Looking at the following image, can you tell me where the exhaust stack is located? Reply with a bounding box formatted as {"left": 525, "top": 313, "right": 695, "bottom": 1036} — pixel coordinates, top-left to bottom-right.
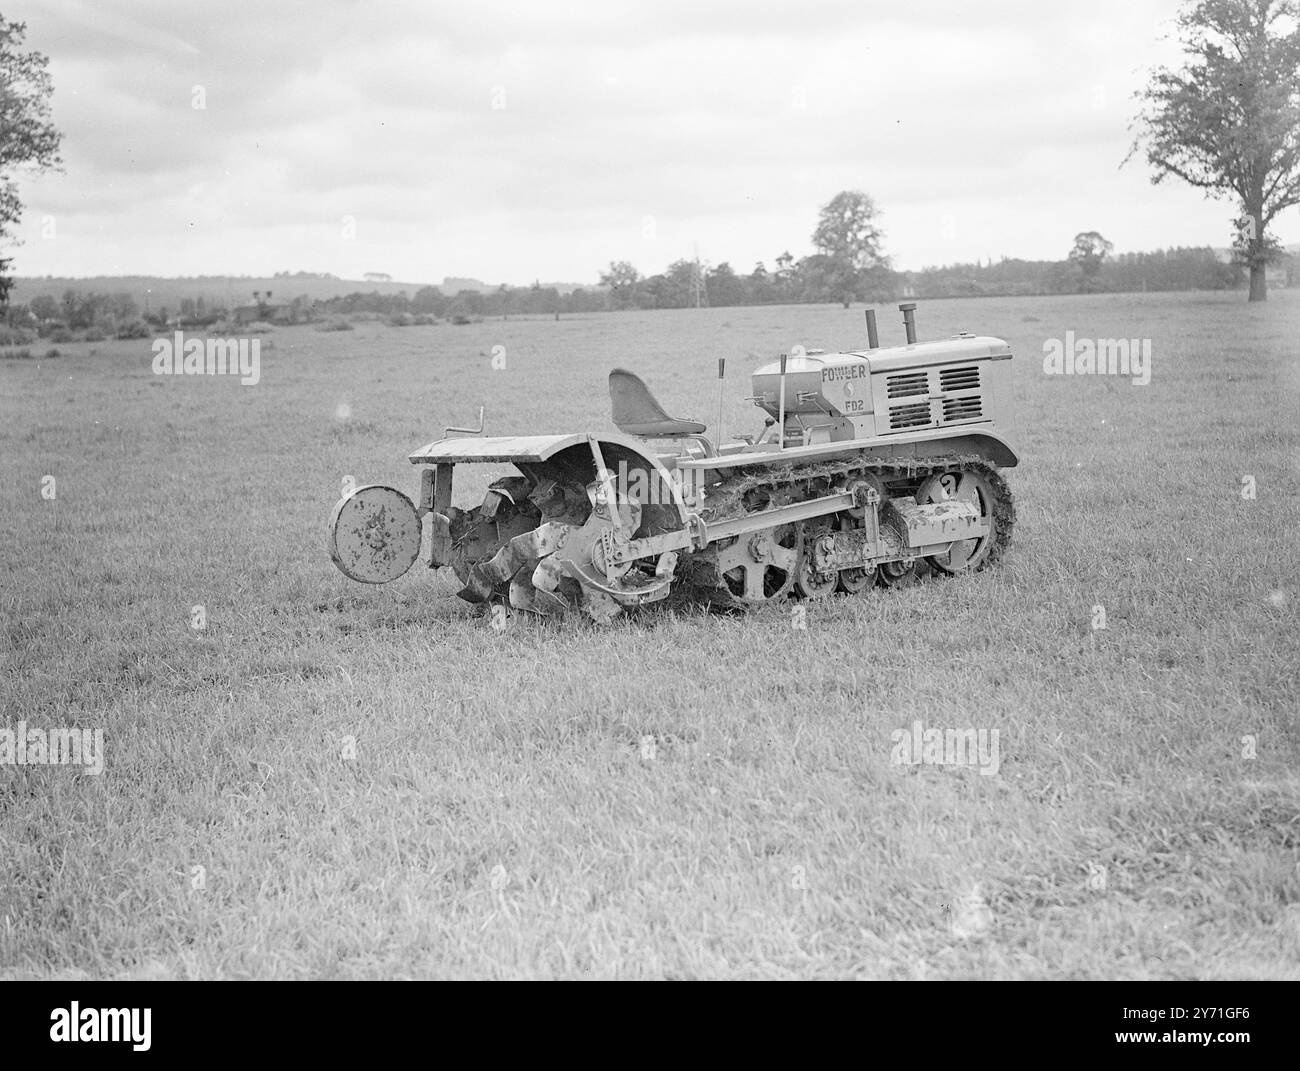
{"left": 899, "top": 302, "right": 917, "bottom": 345}
{"left": 864, "top": 309, "right": 879, "bottom": 349}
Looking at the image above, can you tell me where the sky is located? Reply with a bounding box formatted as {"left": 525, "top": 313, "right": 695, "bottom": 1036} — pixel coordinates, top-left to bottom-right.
{"left": 6, "top": 0, "right": 1299, "bottom": 285}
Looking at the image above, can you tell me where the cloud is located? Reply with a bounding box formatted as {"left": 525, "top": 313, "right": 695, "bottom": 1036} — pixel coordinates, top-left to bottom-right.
{"left": 5, "top": 0, "right": 1292, "bottom": 283}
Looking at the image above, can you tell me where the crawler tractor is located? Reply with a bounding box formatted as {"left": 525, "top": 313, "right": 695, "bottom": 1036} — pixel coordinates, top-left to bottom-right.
{"left": 328, "top": 304, "right": 1018, "bottom": 621}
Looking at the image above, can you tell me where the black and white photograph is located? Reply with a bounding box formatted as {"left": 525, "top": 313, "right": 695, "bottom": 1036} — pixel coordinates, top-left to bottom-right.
{"left": 1, "top": 0, "right": 1297, "bottom": 1015}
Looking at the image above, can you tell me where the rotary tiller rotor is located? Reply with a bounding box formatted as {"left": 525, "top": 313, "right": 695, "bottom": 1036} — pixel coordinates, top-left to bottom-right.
{"left": 446, "top": 441, "right": 686, "bottom": 622}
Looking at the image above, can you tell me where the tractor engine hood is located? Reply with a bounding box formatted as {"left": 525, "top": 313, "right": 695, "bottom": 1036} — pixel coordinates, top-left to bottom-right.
{"left": 750, "top": 335, "right": 1011, "bottom": 418}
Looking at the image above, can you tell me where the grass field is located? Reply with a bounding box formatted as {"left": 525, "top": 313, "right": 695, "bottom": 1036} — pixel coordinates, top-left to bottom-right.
{"left": 2, "top": 291, "right": 1298, "bottom": 979}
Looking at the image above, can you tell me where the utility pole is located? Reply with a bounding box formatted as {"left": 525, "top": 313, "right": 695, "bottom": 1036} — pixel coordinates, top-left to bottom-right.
{"left": 690, "top": 243, "right": 708, "bottom": 309}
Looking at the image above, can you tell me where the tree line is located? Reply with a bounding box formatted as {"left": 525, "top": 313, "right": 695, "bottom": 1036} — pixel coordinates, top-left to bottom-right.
{"left": 0, "top": 232, "right": 1280, "bottom": 343}
{"left": 592, "top": 243, "right": 1261, "bottom": 309}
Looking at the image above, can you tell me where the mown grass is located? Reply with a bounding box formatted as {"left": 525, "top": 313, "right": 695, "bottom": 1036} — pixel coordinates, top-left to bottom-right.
{"left": 1, "top": 292, "right": 1297, "bottom": 978}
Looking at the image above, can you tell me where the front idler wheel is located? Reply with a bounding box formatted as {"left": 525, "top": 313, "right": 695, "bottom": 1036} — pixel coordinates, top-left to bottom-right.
{"left": 915, "top": 464, "right": 1013, "bottom": 575}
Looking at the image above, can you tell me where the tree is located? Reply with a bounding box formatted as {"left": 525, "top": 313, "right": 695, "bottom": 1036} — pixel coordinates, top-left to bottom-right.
{"left": 811, "top": 190, "right": 889, "bottom": 307}
{"left": 598, "top": 260, "right": 642, "bottom": 310}
{"left": 493, "top": 282, "right": 512, "bottom": 319}
{"left": 28, "top": 292, "right": 56, "bottom": 320}
{"left": 747, "top": 261, "right": 773, "bottom": 304}
{"left": 795, "top": 257, "right": 837, "bottom": 308}
{"left": 1128, "top": 0, "right": 1300, "bottom": 301}
{"left": 0, "top": 19, "right": 63, "bottom": 305}
{"left": 705, "top": 261, "right": 744, "bottom": 307}
{"left": 773, "top": 251, "right": 797, "bottom": 302}
{"left": 640, "top": 259, "right": 698, "bottom": 308}
{"left": 411, "top": 285, "right": 446, "bottom": 316}
{"left": 1068, "top": 231, "right": 1114, "bottom": 289}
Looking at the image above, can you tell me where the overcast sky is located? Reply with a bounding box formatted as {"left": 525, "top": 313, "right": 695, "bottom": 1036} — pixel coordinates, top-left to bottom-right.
{"left": 7, "top": 0, "right": 1298, "bottom": 284}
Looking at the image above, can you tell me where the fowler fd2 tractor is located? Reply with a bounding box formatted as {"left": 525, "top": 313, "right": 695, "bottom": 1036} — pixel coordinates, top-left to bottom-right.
{"left": 328, "top": 304, "right": 1018, "bottom": 621}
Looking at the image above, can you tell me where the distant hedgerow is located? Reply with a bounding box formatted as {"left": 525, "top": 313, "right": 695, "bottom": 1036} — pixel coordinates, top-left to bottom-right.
{"left": 0, "top": 326, "right": 36, "bottom": 346}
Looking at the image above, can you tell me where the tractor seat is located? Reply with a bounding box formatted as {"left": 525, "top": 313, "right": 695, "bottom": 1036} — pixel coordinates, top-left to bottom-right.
{"left": 608, "top": 368, "right": 708, "bottom": 438}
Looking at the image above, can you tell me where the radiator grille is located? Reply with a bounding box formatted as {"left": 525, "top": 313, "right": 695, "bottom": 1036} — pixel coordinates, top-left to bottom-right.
{"left": 940, "top": 365, "right": 980, "bottom": 392}
{"left": 888, "top": 401, "right": 933, "bottom": 430}
{"left": 881, "top": 362, "right": 987, "bottom": 433}
{"left": 885, "top": 372, "right": 928, "bottom": 398}
{"left": 942, "top": 396, "right": 983, "bottom": 421}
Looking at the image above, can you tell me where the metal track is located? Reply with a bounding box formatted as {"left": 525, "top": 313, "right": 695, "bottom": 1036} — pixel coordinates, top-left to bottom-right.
{"left": 450, "top": 452, "right": 1015, "bottom": 618}
{"left": 686, "top": 453, "right": 1016, "bottom": 608}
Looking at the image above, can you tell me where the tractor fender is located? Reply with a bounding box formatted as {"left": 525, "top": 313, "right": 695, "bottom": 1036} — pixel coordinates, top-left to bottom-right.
{"left": 409, "top": 433, "right": 691, "bottom": 526}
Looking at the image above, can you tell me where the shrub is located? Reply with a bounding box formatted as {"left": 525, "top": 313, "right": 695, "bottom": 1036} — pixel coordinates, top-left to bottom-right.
{"left": 0, "top": 326, "right": 37, "bottom": 346}
{"left": 115, "top": 319, "right": 151, "bottom": 340}
{"left": 412, "top": 314, "right": 437, "bottom": 326}
{"left": 316, "top": 317, "right": 354, "bottom": 332}
{"left": 243, "top": 320, "right": 275, "bottom": 334}
{"left": 82, "top": 328, "right": 107, "bottom": 342}
{"left": 389, "top": 312, "right": 414, "bottom": 327}
{"left": 43, "top": 347, "right": 60, "bottom": 359}
{"left": 47, "top": 327, "right": 74, "bottom": 344}
{"left": 0, "top": 347, "right": 33, "bottom": 360}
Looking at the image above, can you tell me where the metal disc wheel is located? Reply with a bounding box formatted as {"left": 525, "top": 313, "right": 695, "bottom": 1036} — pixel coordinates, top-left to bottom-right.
{"left": 328, "top": 485, "right": 422, "bottom": 584}
{"left": 717, "top": 523, "right": 798, "bottom": 604}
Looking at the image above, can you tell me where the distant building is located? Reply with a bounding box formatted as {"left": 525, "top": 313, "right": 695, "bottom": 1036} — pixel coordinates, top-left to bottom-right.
{"left": 364, "top": 272, "right": 393, "bottom": 282}
{"left": 441, "top": 276, "right": 492, "bottom": 294}
{"left": 233, "top": 303, "right": 292, "bottom": 324}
